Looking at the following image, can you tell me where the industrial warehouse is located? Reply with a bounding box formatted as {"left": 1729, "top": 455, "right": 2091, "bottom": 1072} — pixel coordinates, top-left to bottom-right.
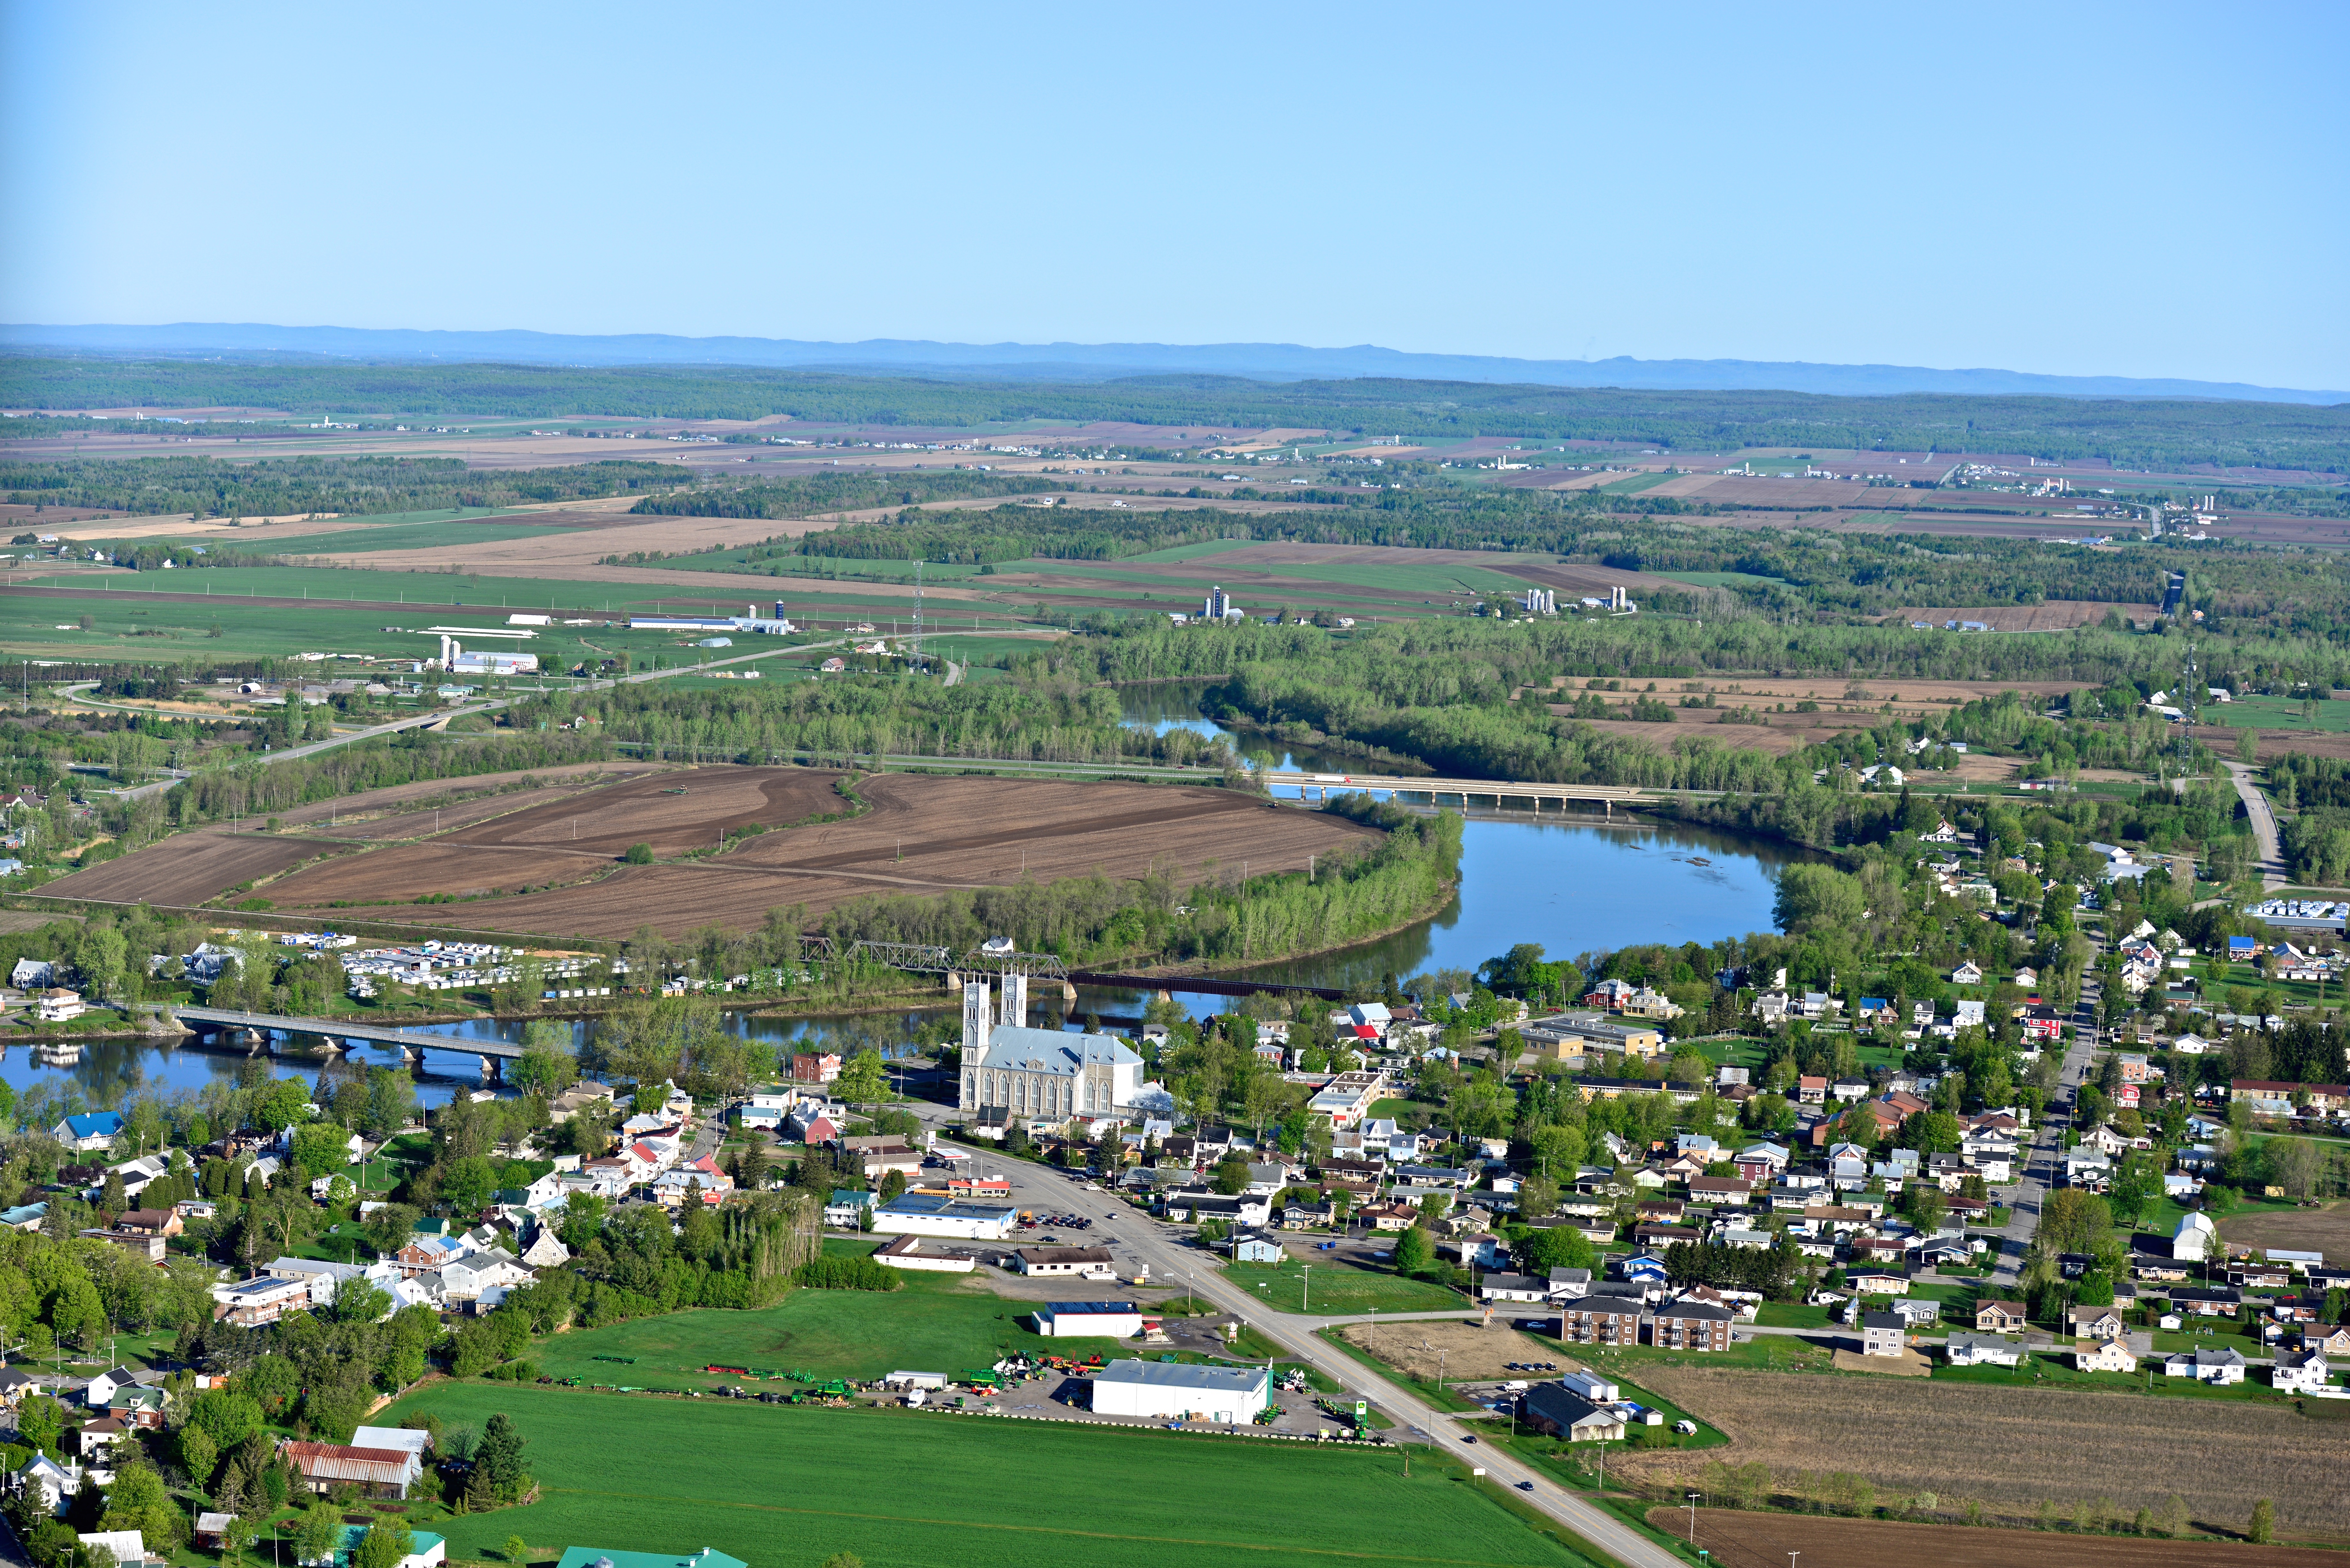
{"left": 1088, "top": 1360, "right": 1270, "bottom": 1424}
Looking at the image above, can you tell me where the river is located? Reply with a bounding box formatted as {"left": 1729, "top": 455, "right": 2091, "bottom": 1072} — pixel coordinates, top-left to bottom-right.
{"left": 0, "top": 692, "right": 1795, "bottom": 1107}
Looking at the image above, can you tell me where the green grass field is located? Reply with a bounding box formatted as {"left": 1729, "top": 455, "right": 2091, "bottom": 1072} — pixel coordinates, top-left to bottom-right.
{"left": 1597, "top": 472, "right": 1674, "bottom": 495}
{"left": 385, "top": 1382, "right": 1601, "bottom": 1568}
{"left": 2204, "top": 695, "right": 2350, "bottom": 732}
{"left": 1221, "top": 1259, "right": 1463, "bottom": 1315}
{"left": 530, "top": 1267, "right": 1138, "bottom": 1388}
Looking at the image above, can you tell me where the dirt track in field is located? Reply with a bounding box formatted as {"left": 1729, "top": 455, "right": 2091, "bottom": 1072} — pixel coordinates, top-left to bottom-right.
{"left": 260, "top": 769, "right": 1383, "bottom": 939}
{"left": 1648, "top": 1509, "right": 2346, "bottom": 1568}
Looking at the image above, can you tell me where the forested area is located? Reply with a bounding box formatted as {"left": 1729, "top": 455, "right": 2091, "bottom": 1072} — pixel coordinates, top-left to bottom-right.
{"left": 0, "top": 454, "right": 684, "bottom": 517}
{"left": 9, "top": 358, "right": 2348, "bottom": 471}
{"left": 626, "top": 469, "right": 1064, "bottom": 520}
{"left": 818, "top": 795, "right": 1459, "bottom": 968}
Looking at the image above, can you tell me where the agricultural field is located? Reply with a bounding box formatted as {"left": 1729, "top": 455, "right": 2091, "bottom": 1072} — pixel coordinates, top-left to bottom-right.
{"left": 126, "top": 765, "right": 1385, "bottom": 940}
{"left": 2217, "top": 1198, "right": 2350, "bottom": 1257}
{"left": 383, "top": 1382, "right": 1600, "bottom": 1568}
{"left": 37, "top": 822, "right": 354, "bottom": 907}
{"left": 38, "top": 764, "right": 672, "bottom": 909}
{"left": 1616, "top": 1366, "right": 2350, "bottom": 1537}
{"left": 2197, "top": 693, "right": 2350, "bottom": 732}
{"left": 1651, "top": 1509, "right": 2346, "bottom": 1568}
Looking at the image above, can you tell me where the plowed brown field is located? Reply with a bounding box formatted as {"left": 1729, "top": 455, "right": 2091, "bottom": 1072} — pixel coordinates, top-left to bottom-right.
{"left": 1648, "top": 1510, "right": 2343, "bottom": 1568}
{"left": 1619, "top": 1365, "right": 2350, "bottom": 1536}
{"left": 262, "top": 770, "right": 1381, "bottom": 939}
{"left": 40, "top": 826, "right": 354, "bottom": 907}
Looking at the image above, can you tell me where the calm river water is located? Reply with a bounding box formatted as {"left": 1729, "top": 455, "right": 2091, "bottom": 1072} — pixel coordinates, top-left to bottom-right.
{"left": 0, "top": 691, "right": 1795, "bottom": 1105}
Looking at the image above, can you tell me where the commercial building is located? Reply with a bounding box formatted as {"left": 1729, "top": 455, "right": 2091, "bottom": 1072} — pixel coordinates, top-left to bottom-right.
{"left": 1012, "top": 1246, "right": 1117, "bottom": 1279}
{"left": 869, "top": 1192, "right": 1017, "bottom": 1241}
{"left": 1034, "top": 1301, "right": 1144, "bottom": 1338}
{"left": 1089, "top": 1359, "right": 1268, "bottom": 1422}
{"left": 1518, "top": 1384, "right": 1626, "bottom": 1442}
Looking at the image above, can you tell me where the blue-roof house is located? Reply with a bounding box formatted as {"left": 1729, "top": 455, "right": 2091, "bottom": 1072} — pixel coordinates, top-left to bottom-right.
{"left": 50, "top": 1112, "right": 123, "bottom": 1152}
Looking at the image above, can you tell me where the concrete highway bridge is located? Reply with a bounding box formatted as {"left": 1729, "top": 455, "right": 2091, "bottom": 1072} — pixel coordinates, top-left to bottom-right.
{"left": 170, "top": 1006, "right": 520, "bottom": 1072}
{"left": 1257, "top": 770, "right": 1650, "bottom": 811}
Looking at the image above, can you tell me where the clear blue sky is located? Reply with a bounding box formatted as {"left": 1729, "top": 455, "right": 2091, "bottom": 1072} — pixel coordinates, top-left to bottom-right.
{"left": 4, "top": 1, "right": 2344, "bottom": 388}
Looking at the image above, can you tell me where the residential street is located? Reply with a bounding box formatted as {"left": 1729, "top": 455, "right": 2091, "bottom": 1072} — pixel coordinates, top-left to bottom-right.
{"left": 1991, "top": 961, "right": 2100, "bottom": 1285}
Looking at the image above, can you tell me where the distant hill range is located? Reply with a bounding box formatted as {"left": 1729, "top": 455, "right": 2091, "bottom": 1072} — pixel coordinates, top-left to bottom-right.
{"left": 3, "top": 321, "right": 2341, "bottom": 405}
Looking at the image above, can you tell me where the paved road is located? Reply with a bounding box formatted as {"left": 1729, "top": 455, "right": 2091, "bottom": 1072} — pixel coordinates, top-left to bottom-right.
{"left": 2223, "top": 760, "right": 2288, "bottom": 889}
{"left": 914, "top": 1128, "right": 1687, "bottom": 1568}
{"left": 1992, "top": 965, "right": 2101, "bottom": 1286}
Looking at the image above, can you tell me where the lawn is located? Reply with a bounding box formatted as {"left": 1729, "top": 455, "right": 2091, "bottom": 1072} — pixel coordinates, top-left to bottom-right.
{"left": 1221, "top": 1258, "right": 1464, "bottom": 1315}
{"left": 383, "top": 1383, "right": 1605, "bottom": 1568}
{"left": 529, "top": 1265, "right": 1148, "bottom": 1388}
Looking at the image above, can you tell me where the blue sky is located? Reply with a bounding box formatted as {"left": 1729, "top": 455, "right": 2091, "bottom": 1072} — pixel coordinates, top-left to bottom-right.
{"left": 3, "top": 1, "right": 2344, "bottom": 387}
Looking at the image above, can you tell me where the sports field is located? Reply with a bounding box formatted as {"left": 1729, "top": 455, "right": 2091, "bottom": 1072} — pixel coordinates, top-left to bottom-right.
{"left": 386, "top": 1383, "right": 1602, "bottom": 1568}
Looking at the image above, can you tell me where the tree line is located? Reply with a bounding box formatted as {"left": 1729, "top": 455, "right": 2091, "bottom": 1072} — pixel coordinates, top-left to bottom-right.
{"left": 8, "top": 358, "right": 2347, "bottom": 472}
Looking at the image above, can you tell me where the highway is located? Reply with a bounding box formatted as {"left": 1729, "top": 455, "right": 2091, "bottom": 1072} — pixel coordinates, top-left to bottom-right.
{"left": 169, "top": 1006, "right": 524, "bottom": 1062}
{"left": 904, "top": 1114, "right": 1688, "bottom": 1568}
{"left": 2223, "top": 759, "right": 2288, "bottom": 890}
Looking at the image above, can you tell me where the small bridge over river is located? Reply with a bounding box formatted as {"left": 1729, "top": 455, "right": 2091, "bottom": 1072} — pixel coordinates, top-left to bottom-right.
{"left": 171, "top": 1007, "right": 520, "bottom": 1073}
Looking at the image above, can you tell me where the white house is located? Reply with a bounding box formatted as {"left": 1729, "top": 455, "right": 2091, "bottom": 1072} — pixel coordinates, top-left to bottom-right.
{"left": 2173, "top": 1211, "right": 2217, "bottom": 1263}
{"left": 2271, "top": 1349, "right": 2330, "bottom": 1394}
{"left": 1944, "top": 1333, "right": 2023, "bottom": 1367}
{"left": 2164, "top": 1347, "right": 2245, "bottom": 1384}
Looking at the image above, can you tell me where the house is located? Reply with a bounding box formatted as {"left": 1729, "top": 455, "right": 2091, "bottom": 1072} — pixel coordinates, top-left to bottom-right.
{"left": 1859, "top": 1312, "right": 1907, "bottom": 1356}
{"left": 2074, "top": 1338, "right": 2139, "bottom": 1374}
{"left": 14, "top": 1454, "right": 81, "bottom": 1514}
{"left": 1847, "top": 1266, "right": 1911, "bottom": 1296}
{"left": 77, "top": 1532, "right": 149, "bottom": 1568}
{"left": 279, "top": 1439, "right": 423, "bottom": 1498}
{"left": 2271, "top": 1348, "right": 2330, "bottom": 1394}
{"left": 2164, "top": 1346, "right": 2246, "bottom": 1384}
{"left": 2067, "top": 1305, "right": 2126, "bottom": 1341}
{"left": 1944, "top": 1333, "right": 2024, "bottom": 1367}
{"left": 1479, "top": 1272, "right": 1552, "bottom": 1304}
{"left": 211, "top": 1275, "right": 314, "bottom": 1327}
{"left": 824, "top": 1189, "right": 871, "bottom": 1228}
{"left": 1518, "top": 1383, "right": 1626, "bottom": 1442}
{"left": 36, "top": 988, "right": 86, "bottom": 1023}
{"left": 2169, "top": 1285, "right": 2242, "bottom": 1316}
{"left": 50, "top": 1112, "right": 123, "bottom": 1153}
{"left": 1650, "top": 1300, "right": 1733, "bottom": 1351}
{"left": 1796, "top": 1075, "right": 1828, "bottom": 1104}
{"left": 1952, "top": 961, "right": 1983, "bottom": 984}
{"left": 1229, "top": 1233, "right": 1284, "bottom": 1264}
